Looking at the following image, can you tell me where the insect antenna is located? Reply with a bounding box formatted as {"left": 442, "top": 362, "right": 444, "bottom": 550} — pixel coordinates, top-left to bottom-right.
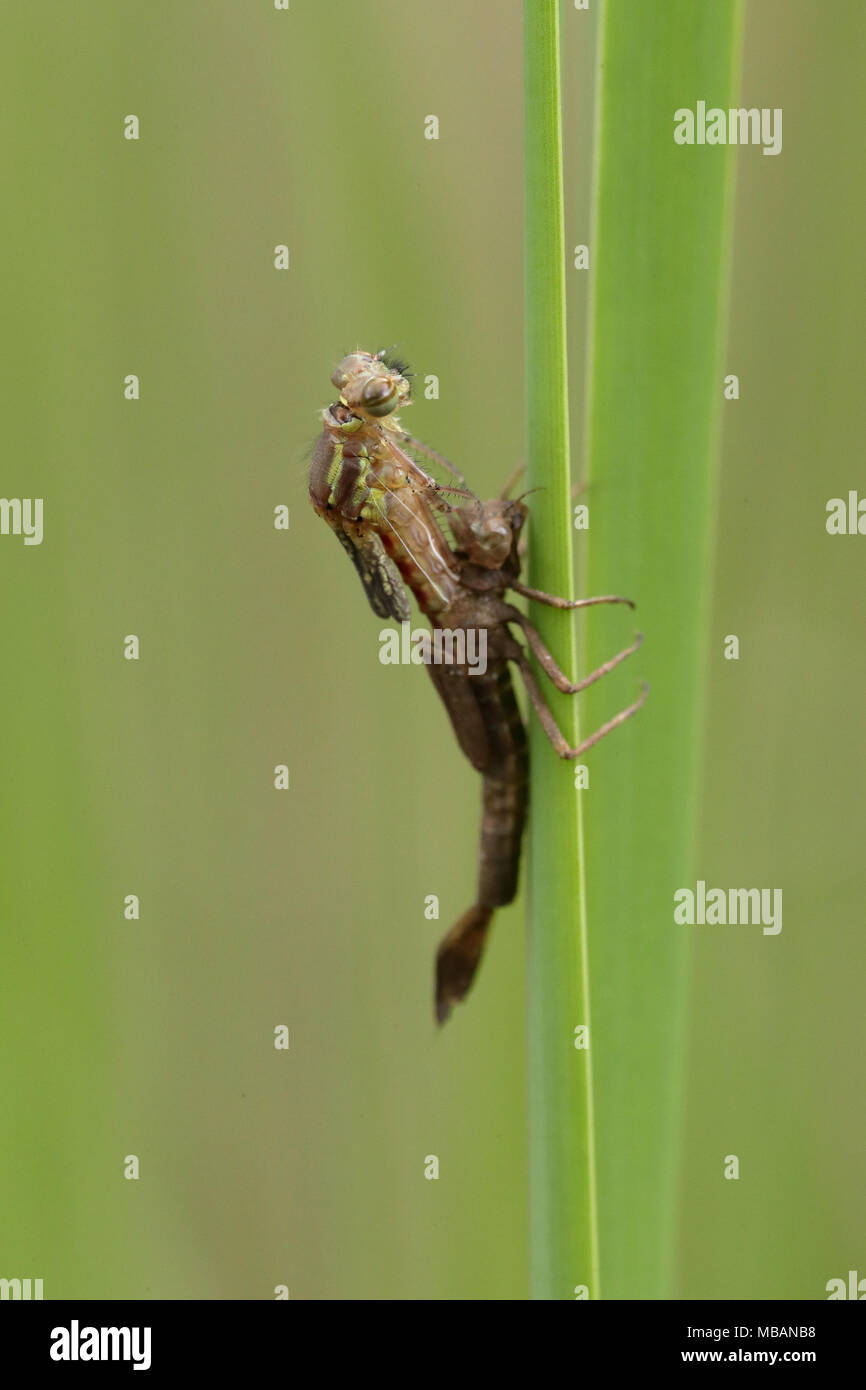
{"left": 376, "top": 346, "right": 415, "bottom": 378}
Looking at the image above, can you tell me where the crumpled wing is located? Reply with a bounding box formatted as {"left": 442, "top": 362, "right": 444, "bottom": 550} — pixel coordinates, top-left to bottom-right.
{"left": 332, "top": 522, "right": 411, "bottom": 622}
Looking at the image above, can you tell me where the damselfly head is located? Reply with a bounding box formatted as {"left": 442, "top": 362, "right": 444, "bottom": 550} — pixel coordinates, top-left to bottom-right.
{"left": 331, "top": 350, "right": 412, "bottom": 420}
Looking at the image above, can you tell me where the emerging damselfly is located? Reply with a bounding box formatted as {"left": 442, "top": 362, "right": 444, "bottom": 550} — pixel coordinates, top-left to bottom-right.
{"left": 310, "top": 351, "right": 464, "bottom": 621}
{"left": 310, "top": 350, "right": 647, "bottom": 1022}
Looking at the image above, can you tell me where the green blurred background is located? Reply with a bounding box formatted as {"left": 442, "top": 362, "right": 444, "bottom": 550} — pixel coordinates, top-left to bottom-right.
{"left": 0, "top": 0, "right": 862, "bottom": 1299}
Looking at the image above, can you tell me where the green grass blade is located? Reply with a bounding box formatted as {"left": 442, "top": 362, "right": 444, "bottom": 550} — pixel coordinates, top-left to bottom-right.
{"left": 582, "top": 0, "right": 743, "bottom": 1296}
{"left": 524, "top": 0, "right": 599, "bottom": 1301}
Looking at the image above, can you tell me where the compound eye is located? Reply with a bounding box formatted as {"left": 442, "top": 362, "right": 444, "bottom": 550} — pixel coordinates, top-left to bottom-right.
{"left": 362, "top": 379, "right": 398, "bottom": 417}
{"left": 331, "top": 352, "right": 373, "bottom": 391}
